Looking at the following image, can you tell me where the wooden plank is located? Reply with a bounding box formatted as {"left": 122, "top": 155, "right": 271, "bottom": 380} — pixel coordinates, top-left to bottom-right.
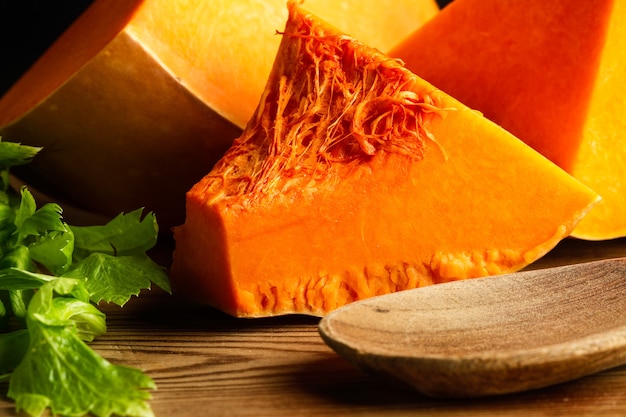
{"left": 0, "top": 237, "right": 625, "bottom": 416}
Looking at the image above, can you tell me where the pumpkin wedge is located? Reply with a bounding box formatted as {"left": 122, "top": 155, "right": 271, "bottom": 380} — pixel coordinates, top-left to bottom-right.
{"left": 170, "top": 2, "right": 599, "bottom": 317}
{"left": 389, "top": 0, "right": 624, "bottom": 240}
{"left": 0, "top": 0, "right": 438, "bottom": 230}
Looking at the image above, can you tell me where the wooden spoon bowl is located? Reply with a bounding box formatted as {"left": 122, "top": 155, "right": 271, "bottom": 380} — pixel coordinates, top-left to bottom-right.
{"left": 319, "top": 258, "right": 626, "bottom": 397}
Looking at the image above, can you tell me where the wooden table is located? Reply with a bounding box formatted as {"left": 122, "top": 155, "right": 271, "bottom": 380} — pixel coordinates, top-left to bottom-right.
{"left": 1, "top": 237, "right": 626, "bottom": 416}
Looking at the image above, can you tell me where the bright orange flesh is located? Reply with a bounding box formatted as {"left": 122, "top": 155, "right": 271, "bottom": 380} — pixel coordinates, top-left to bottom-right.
{"left": 388, "top": 0, "right": 624, "bottom": 240}
{"left": 0, "top": 0, "right": 438, "bottom": 229}
{"left": 171, "top": 3, "right": 599, "bottom": 317}
{"left": 128, "top": 0, "right": 440, "bottom": 128}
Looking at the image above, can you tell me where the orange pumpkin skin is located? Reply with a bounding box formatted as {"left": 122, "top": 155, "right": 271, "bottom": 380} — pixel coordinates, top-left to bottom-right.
{"left": 0, "top": 0, "right": 439, "bottom": 230}
{"left": 170, "top": 2, "right": 599, "bottom": 317}
{"left": 389, "top": 0, "right": 625, "bottom": 240}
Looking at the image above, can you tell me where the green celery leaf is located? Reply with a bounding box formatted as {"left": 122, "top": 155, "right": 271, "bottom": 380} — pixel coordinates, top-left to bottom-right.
{"left": 0, "top": 329, "right": 29, "bottom": 376}
{"left": 63, "top": 253, "right": 171, "bottom": 306}
{"left": 0, "top": 267, "right": 59, "bottom": 290}
{"left": 0, "top": 203, "right": 16, "bottom": 247}
{"left": 8, "top": 189, "right": 74, "bottom": 274}
{"left": 0, "top": 140, "right": 41, "bottom": 170}
{"left": 0, "top": 245, "right": 34, "bottom": 271}
{"left": 0, "top": 179, "right": 21, "bottom": 208}
{"left": 0, "top": 201, "right": 13, "bottom": 222}
{"left": 0, "top": 298, "right": 6, "bottom": 330}
{"left": 16, "top": 192, "right": 67, "bottom": 245}
{"left": 13, "top": 187, "right": 37, "bottom": 234}
{"left": 8, "top": 290, "right": 32, "bottom": 321}
{"left": 0, "top": 141, "right": 167, "bottom": 417}
{"left": 8, "top": 279, "right": 155, "bottom": 417}
{"left": 33, "top": 296, "right": 106, "bottom": 342}
{"left": 25, "top": 279, "right": 84, "bottom": 317}
{"left": 0, "top": 139, "right": 39, "bottom": 195}
{"left": 28, "top": 228, "right": 74, "bottom": 275}
{"left": 72, "top": 209, "right": 159, "bottom": 261}
{"left": 22, "top": 202, "right": 66, "bottom": 237}
{"left": 9, "top": 318, "right": 155, "bottom": 417}
{"left": 0, "top": 174, "right": 7, "bottom": 196}
{"left": 9, "top": 393, "right": 49, "bottom": 417}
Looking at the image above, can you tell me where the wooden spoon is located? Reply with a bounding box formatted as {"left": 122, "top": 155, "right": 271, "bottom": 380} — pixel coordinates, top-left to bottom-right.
{"left": 318, "top": 257, "right": 626, "bottom": 397}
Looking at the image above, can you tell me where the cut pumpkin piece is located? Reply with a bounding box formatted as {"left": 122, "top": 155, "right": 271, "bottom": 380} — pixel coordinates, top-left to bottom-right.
{"left": 388, "top": 0, "right": 624, "bottom": 240}
{"left": 0, "top": 0, "right": 438, "bottom": 230}
{"left": 170, "top": 2, "right": 600, "bottom": 317}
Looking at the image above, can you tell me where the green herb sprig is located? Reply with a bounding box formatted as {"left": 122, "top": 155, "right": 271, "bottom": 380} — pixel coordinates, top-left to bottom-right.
{"left": 0, "top": 139, "right": 170, "bottom": 417}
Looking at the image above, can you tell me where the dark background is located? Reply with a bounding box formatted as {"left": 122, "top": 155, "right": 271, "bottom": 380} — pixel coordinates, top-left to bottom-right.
{"left": 0, "top": 0, "right": 453, "bottom": 97}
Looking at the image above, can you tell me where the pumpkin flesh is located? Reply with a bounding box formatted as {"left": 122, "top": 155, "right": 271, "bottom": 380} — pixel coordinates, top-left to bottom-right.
{"left": 171, "top": 3, "right": 600, "bottom": 317}
{"left": 388, "top": 0, "right": 624, "bottom": 240}
{"left": 0, "top": 0, "right": 438, "bottom": 229}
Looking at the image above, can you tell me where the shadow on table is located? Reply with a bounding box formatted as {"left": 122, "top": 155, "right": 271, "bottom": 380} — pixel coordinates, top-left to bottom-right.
{"left": 289, "top": 354, "right": 626, "bottom": 415}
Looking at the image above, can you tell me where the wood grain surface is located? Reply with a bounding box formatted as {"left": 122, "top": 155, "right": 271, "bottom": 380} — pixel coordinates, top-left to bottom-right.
{"left": 1, "top": 236, "right": 625, "bottom": 416}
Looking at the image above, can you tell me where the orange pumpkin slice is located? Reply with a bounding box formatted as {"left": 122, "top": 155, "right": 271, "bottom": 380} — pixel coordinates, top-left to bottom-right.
{"left": 389, "top": 0, "right": 624, "bottom": 240}
{"left": 170, "top": 2, "right": 599, "bottom": 317}
{"left": 0, "top": 0, "right": 438, "bottom": 229}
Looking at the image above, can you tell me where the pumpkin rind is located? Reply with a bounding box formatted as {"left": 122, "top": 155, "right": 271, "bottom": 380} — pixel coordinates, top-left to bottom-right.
{"left": 171, "top": 3, "right": 600, "bottom": 317}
